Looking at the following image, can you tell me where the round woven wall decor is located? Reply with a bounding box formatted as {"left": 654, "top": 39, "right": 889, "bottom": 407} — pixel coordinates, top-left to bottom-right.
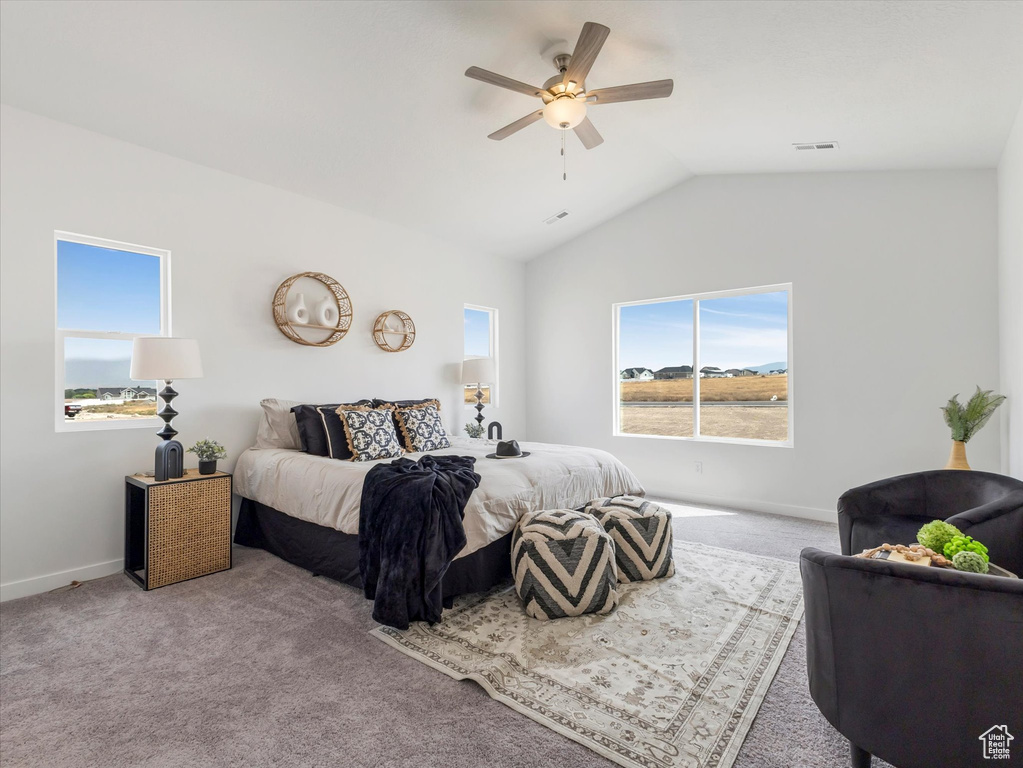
{"left": 272, "top": 272, "right": 352, "bottom": 347}
{"left": 373, "top": 310, "right": 416, "bottom": 352}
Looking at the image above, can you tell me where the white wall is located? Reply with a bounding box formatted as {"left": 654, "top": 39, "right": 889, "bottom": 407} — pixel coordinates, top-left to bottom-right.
{"left": 0, "top": 106, "right": 526, "bottom": 599}
{"left": 526, "top": 171, "right": 1001, "bottom": 521}
{"left": 998, "top": 99, "right": 1023, "bottom": 479}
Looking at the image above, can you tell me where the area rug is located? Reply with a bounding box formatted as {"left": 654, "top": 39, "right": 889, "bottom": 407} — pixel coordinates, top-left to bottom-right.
{"left": 371, "top": 540, "right": 804, "bottom": 768}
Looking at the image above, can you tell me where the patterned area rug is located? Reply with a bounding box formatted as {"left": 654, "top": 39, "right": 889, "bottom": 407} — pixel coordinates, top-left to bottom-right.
{"left": 371, "top": 541, "right": 804, "bottom": 768}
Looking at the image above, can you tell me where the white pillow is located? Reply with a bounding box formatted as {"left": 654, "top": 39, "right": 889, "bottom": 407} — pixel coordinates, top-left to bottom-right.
{"left": 254, "top": 398, "right": 302, "bottom": 450}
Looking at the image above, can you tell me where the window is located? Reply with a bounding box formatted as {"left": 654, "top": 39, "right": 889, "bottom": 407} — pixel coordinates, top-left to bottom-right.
{"left": 614, "top": 284, "right": 791, "bottom": 445}
{"left": 55, "top": 232, "right": 169, "bottom": 431}
{"left": 464, "top": 304, "right": 498, "bottom": 407}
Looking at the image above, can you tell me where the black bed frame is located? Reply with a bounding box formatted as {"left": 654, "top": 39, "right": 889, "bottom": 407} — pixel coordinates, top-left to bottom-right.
{"left": 234, "top": 498, "right": 513, "bottom": 599}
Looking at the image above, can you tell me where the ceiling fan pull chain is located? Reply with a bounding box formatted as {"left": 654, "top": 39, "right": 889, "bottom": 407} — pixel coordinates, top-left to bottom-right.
{"left": 562, "top": 130, "right": 567, "bottom": 181}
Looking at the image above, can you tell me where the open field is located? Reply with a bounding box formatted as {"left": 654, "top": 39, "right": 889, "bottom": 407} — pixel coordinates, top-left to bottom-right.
{"left": 67, "top": 400, "right": 157, "bottom": 421}
{"left": 620, "top": 405, "right": 788, "bottom": 441}
{"left": 621, "top": 375, "right": 787, "bottom": 403}
{"left": 463, "top": 386, "right": 491, "bottom": 405}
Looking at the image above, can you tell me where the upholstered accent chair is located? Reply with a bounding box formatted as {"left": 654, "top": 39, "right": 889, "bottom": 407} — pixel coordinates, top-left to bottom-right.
{"left": 838, "top": 470, "right": 1023, "bottom": 574}
{"left": 800, "top": 548, "right": 1023, "bottom": 768}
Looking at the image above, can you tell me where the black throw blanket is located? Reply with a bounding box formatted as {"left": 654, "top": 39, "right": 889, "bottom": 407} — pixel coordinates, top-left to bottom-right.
{"left": 358, "top": 455, "right": 481, "bottom": 629}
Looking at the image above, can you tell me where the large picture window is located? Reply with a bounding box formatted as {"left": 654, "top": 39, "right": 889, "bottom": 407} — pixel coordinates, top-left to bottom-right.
{"left": 614, "top": 284, "right": 791, "bottom": 445}
{"left": 55, "top": 232, "right": 169, "bottom": 431}
{"left": 464, "top": 304, "right": 497, "bottom": 406}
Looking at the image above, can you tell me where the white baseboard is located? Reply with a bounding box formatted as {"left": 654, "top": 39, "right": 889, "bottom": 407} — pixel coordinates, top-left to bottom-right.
{"left": 0, "top": 558, "right": 123, "bottom": 602}
{"left": 645, "top": 488, "right": 836, "bottom": 524}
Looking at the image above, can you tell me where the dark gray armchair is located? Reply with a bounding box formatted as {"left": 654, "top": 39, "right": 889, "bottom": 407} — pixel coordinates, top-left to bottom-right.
{"left": 838, "top": 470, "right": 1023, "bottom": 574}
{"left": 800, "top": 548, "right": 1023, "bottom": 768}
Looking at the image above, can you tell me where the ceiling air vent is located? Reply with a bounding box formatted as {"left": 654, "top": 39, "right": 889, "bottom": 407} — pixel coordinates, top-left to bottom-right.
{"left": 543, "top": 210, "right": 570, "bottom": 225}
{"left": 793, "top": 141, "right": 840, "bottom": 151}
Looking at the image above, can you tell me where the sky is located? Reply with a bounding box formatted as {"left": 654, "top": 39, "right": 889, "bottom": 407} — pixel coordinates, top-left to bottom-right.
{"left": 59, "top": 240, "right": 161, "bottom": 389}
{"left": 464, "top": 307, "right": 491, "bottom": 357}
{"left": 619, "top": 291, "right": 788, "bottom": 372}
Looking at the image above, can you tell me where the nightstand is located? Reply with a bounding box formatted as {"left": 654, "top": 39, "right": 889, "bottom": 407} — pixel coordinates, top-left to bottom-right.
{"left": 124, "top": 470, "right": 232, "bottom": 590}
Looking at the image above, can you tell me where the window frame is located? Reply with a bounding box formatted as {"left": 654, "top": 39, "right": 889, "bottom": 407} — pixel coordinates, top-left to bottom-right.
{"left": 612, "top": 282, "right": 793, "bottom": 447}
{"left": 54, "top": 231, "right": 171, "bottom": 433}
{"left": 463, "top": 303, "right": 499, "bottom": 409}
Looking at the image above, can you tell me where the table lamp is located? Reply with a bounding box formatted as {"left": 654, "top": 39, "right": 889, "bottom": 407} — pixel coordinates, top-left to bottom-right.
{"left": 131, "top": 337, "right": 204, "bottom": 480}
{"left": 461, "top": 357, "right": 496, "bottom": 426}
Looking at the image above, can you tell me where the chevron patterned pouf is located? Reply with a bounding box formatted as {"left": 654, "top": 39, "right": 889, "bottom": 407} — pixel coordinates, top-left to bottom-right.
{"left": 511, "top": 509, "right": 619, "bottom": 620}
{"left": 584, "top": 496, "right": 675, "bottom": 583}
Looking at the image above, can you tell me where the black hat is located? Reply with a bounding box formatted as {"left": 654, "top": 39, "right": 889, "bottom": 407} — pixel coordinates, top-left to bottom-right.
{"left": 486, "top": 439, "right": 530, "bottom": 460}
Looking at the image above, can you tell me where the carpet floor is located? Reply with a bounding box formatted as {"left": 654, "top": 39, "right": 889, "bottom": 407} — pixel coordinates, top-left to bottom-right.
{"left": 0, "top": 502, "right": 891, "bottom": 768}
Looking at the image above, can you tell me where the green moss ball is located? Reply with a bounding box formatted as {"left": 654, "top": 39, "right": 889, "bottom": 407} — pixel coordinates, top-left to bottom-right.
{"left": 943, "top": 534, "right": 990, "bottom": 562}
{"left": 952, "top": 551, "right": 989, "bottom": 574}
{"left": 917, "top": 520, "right": 962, "bottom": 554}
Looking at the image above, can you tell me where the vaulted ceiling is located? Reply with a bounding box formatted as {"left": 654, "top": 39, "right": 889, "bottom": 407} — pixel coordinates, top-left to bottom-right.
{"left": 2, "top": 0, "right": 1021, "bottom": 260}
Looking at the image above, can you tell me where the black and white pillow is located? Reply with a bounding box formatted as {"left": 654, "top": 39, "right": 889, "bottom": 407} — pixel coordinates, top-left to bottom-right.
{"left": 395, "top": 402, "right": 450, "bottom": 452}
{"left": 337, "top": 407, "right": 405, "bottom": 462}
{"left": 373, "top": 397, "right": 439, "bottom": 440}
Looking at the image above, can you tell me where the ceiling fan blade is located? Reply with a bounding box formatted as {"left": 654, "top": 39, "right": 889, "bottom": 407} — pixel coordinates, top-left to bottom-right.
{"left": 488, "top": 110, "right": 545, "bottom": 141}
{"left": 465, "top": 66, "right": 547, "bottom": 99}
{"left": 563, "top": 22, "right": 610, "bottom": 88}
{"left": 588, "top": 79, "right": 674, "bottom": 104}
{"left": 573, "top": 117, "right": 604, "bottom": 150}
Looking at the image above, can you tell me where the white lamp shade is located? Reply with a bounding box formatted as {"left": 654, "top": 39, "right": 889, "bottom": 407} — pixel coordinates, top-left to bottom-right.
{"left": 130, "top": 337, "right": 204, "bottom": 380}
{"left": 461, "top": 357, "right": 496, "bottom": 385}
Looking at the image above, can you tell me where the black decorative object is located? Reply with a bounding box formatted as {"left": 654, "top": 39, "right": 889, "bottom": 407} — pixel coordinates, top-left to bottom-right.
{"left": 155, "top": 436, "right": 184, "bottom": 481}
{"left": 198, "top": 459, "right": 217, "bottom": 475}
{"left": 488, "top": 421, "right": 503, "bottom": 440}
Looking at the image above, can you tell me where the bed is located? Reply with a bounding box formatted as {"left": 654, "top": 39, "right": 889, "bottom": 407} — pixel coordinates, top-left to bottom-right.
{"left": 233, "top": 435, "right": 644, "bottom": 598}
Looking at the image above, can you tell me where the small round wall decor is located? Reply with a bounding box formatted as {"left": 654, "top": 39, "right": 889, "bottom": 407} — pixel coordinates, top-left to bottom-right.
{"left": 373, "top": 310, "right": 416, "bottom": 352}
{"left": 272, "top": 272, "right": 352, "bottom": 347}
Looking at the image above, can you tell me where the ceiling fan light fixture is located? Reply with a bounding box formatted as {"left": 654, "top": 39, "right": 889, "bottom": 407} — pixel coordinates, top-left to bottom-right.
{"left": 543, "top": 95, "right": 586, "bottom": 129}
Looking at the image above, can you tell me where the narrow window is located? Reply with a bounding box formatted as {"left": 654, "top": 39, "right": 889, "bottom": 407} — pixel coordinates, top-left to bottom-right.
{"left": 615, "top": 284, "right": 791, "bottom": 445}
{"left": 55, "top": 232, "right": 169, "bottom": 432}
{"left": 464, "top": 304, "right": 498, "bottom": 407}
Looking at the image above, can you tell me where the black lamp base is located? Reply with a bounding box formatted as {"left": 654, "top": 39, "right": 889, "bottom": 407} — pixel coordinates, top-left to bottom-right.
{"left": 154, "top": 379, "right": 184, "bottom": 481}
{"left": 474, "top": 385, "right": 485, "bottom": 425}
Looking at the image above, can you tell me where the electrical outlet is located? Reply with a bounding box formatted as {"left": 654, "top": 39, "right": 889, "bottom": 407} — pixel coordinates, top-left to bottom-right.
{"left": 694, "top": 461, "right": 703, "bottom": 474}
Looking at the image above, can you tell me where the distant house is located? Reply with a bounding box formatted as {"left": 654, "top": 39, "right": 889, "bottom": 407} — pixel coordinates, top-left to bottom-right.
{"left": 725, "top": 368, "right": 759, "bottom": 377}
{"left": 620, "top": 368, "right": 654, "bottom": 382}
{"left": 654, "top": 365, "right": 693, "bottom": 380}
{"left": 700, "top": 366, "right": 726, "bottom": 378}
{"left": 768, "top": 368, "right": 788, "bottom": 375}
{"left": 97, "top": 387, "right": 158, "bottom": 401}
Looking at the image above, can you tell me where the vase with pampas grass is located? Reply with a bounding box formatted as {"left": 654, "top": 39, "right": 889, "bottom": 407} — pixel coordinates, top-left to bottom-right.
{"left": 940, "top": 386, "right": 1005, "bottom": 470}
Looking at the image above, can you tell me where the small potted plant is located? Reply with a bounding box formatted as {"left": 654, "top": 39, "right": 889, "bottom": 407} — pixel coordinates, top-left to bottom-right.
{"left": 464, "top": 422, "right": 484, "bottom": 439}
{"left": 188, "top": 438, "right": 227, "bottom": 475}
{"left": 940, "top": 386, "right": 1005, "bottom": 470}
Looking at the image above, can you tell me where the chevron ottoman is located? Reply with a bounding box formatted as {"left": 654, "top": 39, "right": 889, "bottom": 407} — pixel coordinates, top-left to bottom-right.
{"left": 584, "top": 496, "right": 675, "bottom": 583}
{"left": 511, "top": 509, "right": 619, "bottom": 620}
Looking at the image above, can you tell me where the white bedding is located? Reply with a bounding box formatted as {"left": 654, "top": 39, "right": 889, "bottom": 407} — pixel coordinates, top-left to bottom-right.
{"left": 233, "top": 437, "right": 644, "bottom": 558}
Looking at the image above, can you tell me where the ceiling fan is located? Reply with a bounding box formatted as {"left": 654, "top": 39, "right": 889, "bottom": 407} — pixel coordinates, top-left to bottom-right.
{"left": 465, "top": 21, "right": 673, "bottom": 150}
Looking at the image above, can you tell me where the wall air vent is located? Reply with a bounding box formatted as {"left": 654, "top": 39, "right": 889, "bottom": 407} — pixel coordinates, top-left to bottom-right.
{"left": 793, "top": 141, "right": 840, "bottom": 151}
{"left": 543, "top": 210, "right": 570, "bottom": 225}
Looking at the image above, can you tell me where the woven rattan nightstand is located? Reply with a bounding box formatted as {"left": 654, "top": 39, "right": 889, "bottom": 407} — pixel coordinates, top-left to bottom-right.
{"left": 124, "top": 470, "right": 232, "bottom": 590}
